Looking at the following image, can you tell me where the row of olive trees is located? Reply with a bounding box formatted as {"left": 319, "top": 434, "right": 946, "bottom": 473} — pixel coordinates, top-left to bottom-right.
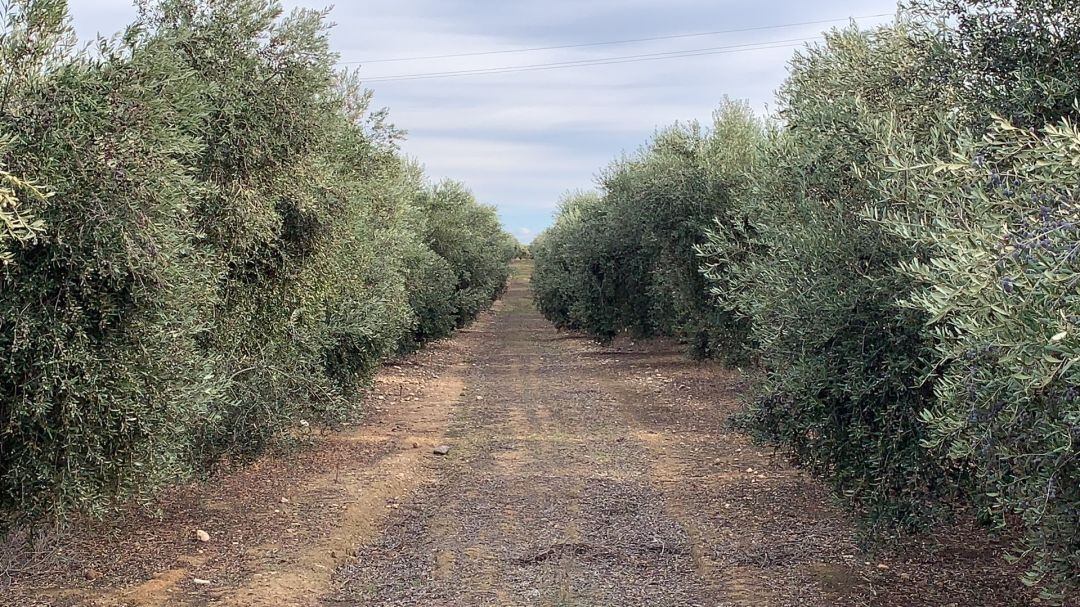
{"left": 532, "top": 101, "right": 759, "bottom": 360}
{"left": 532, "top": 0, "right": 1077, "bottom": 599}
{"left": 0, "top": 0, "right": 516, "bottom": 526}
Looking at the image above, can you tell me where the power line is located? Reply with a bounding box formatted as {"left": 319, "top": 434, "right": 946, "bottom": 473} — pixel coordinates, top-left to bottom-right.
{"left": 343, "top": 13, "right": 891, "bottom": 65}
{"left": 360, "top": 37, "right": 822, "bottom": 83}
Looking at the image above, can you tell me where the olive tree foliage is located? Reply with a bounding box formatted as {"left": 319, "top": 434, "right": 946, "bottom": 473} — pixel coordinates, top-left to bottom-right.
{"left": 700, "top": 14, "right": 1078, "bottom": 596}
{"left": 531, "top": 191, "right": 630, "bottom": 339}
{"left": 400, "top": 178, "right": 517, "bottom": 351}
{"left": 1, "top": 0, "right": 223, "bottom": 520}
{"left": 871, "top": 117, "right": 1079, "bottom": 599}
{"left": 536, "top": 1, "right": 1077, "bottom": 597}
{"left": 531, "top": 101, "right": 763, "bottom": 360}
{"left": 0, "top": 0, "right": 513, "bottom": 525}
{"left": 0, "top": 2, "right": 50, "bottom": 261}
{"left": 700, "top": 6, "right": 1079, "bottom": 597}
{"left": 414, "top": 180, "right": 517, "bottom": 329}
{"left": 0, "top": 137, "right": 46, "bottom": 264}
{"left": 904, "top": 0, "right": 1080, "bottom": 130}
{"left": 0, "top": 2, "right": 56, "bottom": 262}
{"left": 889, "top": 1, "right": 1077, "bottom": 597}
{"left": 700, "top": 25, "right": 961, "bottom": 533}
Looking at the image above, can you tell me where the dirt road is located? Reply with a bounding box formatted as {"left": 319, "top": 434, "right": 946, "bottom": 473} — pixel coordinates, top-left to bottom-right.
{"left": 5, "top": 263, "right": 1036, "bottom": 606}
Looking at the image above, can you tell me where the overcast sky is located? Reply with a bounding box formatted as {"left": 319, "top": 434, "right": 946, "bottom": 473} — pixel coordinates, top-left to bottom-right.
{"left": 68, "top": 1, "right": 896, "bottom": 243}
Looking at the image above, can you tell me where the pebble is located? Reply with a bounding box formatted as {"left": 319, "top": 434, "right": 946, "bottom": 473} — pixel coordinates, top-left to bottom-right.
{"left": 433, "top": 445, "right": 451, "bottom": 455}
{"left": 193, "top": 578, "right": 211, "bottom": 586}
{"left": 194, "top": 529, "right": 210, "bottom": 543}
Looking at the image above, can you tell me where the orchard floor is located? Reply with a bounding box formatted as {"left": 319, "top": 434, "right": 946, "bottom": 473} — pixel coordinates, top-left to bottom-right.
{"left": 3, "top": 262, "right": 1044, "bottom": 607}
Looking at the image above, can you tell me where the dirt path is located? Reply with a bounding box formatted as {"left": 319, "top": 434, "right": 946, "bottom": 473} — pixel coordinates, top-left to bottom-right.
{"left": 3, "top": 263, "right": 1038, "bottom": 606}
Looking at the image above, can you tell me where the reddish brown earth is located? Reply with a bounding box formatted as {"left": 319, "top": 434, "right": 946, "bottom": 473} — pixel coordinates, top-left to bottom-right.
{"left": 1, "top": 262, "right": 1043, "bottom": 606}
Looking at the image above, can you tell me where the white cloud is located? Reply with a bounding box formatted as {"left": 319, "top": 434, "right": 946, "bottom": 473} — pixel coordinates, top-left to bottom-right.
{"left": 514, "top": 227, "right": 536, "bottom": 243}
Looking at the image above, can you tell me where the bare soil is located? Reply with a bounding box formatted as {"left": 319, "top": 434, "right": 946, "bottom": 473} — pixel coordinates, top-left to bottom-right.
{"left": 2, "top": 263, "right": 1043, "bottom": 606}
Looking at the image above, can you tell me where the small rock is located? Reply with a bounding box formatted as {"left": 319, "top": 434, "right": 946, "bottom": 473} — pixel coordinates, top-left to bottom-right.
{"left": 280, "top": 497, "right": 290, "bottom": 504}
{"left": 475, "top": 396, "right": 483, "bottom": 401}
{"left": 433, "top": 445, "right": 451, "bottom": 456}
{"left": 194, "top": 529, "right": 210, "bottom": 543}
{"left": 84, "top": 569, "right": 103, "bottom": 581}
{"left": 877, "top": 563, "right": 890, "bottom": 570}
{"left": 193, "top": 578, "right": 211, "bottom": 586}
{"left": 412, "top": 442, "right": 419, "bottom": 449}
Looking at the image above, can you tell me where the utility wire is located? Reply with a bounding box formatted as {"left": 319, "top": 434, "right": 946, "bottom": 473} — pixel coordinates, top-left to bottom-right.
{"left": 361, "top": 37, "right": 822, "bottom": 83}
{"left": 344, "top": 13, "right": 891, "bottom": 65}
